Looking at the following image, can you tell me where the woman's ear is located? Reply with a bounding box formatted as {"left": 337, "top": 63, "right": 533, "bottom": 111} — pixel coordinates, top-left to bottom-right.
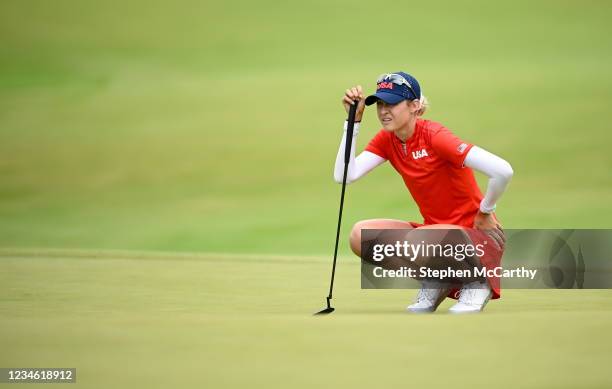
{"left": 412, "top": 99, "right": 427, "bottom": 116}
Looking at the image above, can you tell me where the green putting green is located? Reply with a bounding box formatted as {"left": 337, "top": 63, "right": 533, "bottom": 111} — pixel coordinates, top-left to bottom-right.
{"left": 1, "top": 250, "right": 612, "bottom": 388}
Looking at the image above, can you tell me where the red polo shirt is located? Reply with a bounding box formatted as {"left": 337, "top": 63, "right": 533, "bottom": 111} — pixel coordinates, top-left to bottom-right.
{"left": 365, "top": 119, "right": 483, "bottom": 227}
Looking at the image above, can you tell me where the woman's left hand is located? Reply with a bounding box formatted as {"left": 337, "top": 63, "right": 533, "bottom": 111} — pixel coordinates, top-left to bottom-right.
{"left": 473, "top": 211, "right": 505, "bottom": 249}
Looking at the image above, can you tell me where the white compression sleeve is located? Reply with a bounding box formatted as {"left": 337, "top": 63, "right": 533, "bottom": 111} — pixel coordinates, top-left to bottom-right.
{"left": 464, "top": 146, "right": 514, "bottom": 213}
{"left": 334, "top": 121, "right": 386, "bottom": 184}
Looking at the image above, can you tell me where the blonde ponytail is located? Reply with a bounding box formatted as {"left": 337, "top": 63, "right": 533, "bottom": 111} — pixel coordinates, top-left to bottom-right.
{"left": 416, "top": 94, "right": 429, "bottom": 116}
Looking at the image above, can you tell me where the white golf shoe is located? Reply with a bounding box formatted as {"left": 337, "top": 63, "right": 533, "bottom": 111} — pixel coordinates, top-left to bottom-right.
{"left": 406, "top": 281, "right": 450, "bottom": 313}
{"left": 449, "top": 281, "right": 492, "bottom": 314}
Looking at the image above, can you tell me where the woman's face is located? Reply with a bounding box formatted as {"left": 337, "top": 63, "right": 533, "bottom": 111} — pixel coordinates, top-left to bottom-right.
{"left": 376, "top": 100, "right": 415, "bottom": 132}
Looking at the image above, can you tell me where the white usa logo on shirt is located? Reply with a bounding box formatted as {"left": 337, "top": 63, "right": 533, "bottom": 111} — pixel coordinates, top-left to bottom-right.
{"left": 412, "top": 148, "right": 429, "bottom": 160}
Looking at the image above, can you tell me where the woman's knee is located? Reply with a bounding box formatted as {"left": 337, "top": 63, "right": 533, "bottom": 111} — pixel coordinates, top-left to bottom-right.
{"left": 349, "top": 222, "right": 364, "bottom": 256}
{"left": 349, "top": 219, "right": 414, "bottom": 257}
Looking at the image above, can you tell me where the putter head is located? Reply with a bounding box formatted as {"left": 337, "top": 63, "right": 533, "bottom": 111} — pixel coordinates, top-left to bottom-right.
{"left": 314, "top": 307, "right": 335, "bottom": 315}
{"left": 314, "top": 297, "right": 335, "bottom": 315}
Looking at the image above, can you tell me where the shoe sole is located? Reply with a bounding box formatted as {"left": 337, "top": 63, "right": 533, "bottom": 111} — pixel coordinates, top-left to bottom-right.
{"left": 448, "top": 308, "right": 481, "bottom": 314}
{"left": 406, "top": 306, "right": 435, "bottom": 313}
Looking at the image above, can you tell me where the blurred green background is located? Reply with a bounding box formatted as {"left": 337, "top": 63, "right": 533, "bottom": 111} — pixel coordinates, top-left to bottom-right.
{"left": 1, "top": 0, "right": 612, "bottom": 388}
{"left": 1, "top": 0, "right": 610, "bottom": 255}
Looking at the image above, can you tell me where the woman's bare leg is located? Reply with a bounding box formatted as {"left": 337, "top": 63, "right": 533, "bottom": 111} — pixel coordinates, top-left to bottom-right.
{"left": 353, "top": 221, "right": 493, "bottom": 312}
{"left": 399, "top": 224, "right": 478, "bottom": 278}
{"left": 349, "top": 219, "right": 415, "bottom": 256}
{"left": 359, "top": 222, "right": 482, "bottom": 282}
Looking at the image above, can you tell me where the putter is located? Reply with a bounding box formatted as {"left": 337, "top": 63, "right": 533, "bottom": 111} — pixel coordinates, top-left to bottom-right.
{"left": 315, "top": 101, "right": 358, "bottom": 315}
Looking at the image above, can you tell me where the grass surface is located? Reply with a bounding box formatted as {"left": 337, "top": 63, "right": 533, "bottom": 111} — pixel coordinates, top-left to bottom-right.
{"left": 2, "top": 249, "right": 612, "bottom": 389}
{"left": 1, "top": 0, "right": 611, "bottom": 387}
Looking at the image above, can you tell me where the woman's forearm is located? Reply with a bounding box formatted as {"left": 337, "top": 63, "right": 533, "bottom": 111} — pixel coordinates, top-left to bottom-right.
{"left": 334, "top": 121, "right": 386, "bottom": 184}
{"left": 464, "top": 146, "right": 514, "bottom": 213}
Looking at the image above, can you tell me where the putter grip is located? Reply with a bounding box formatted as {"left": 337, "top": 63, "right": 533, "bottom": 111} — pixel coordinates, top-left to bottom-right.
{"left": 344, "top": 102, "right": 358, "bottom": 164}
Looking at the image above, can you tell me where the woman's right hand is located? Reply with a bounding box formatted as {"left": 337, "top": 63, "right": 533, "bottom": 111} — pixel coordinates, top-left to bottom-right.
{"left": 342, "top": 85, "right": 366, "bottom": 122}
{"left": 473, "top": 211, "right": 505, "bottom": 249}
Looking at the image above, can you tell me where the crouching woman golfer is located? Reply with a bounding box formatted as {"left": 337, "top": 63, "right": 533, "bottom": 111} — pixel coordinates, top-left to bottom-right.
{"left": 334, "top": 72, "right": 513, "bottom": 313}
